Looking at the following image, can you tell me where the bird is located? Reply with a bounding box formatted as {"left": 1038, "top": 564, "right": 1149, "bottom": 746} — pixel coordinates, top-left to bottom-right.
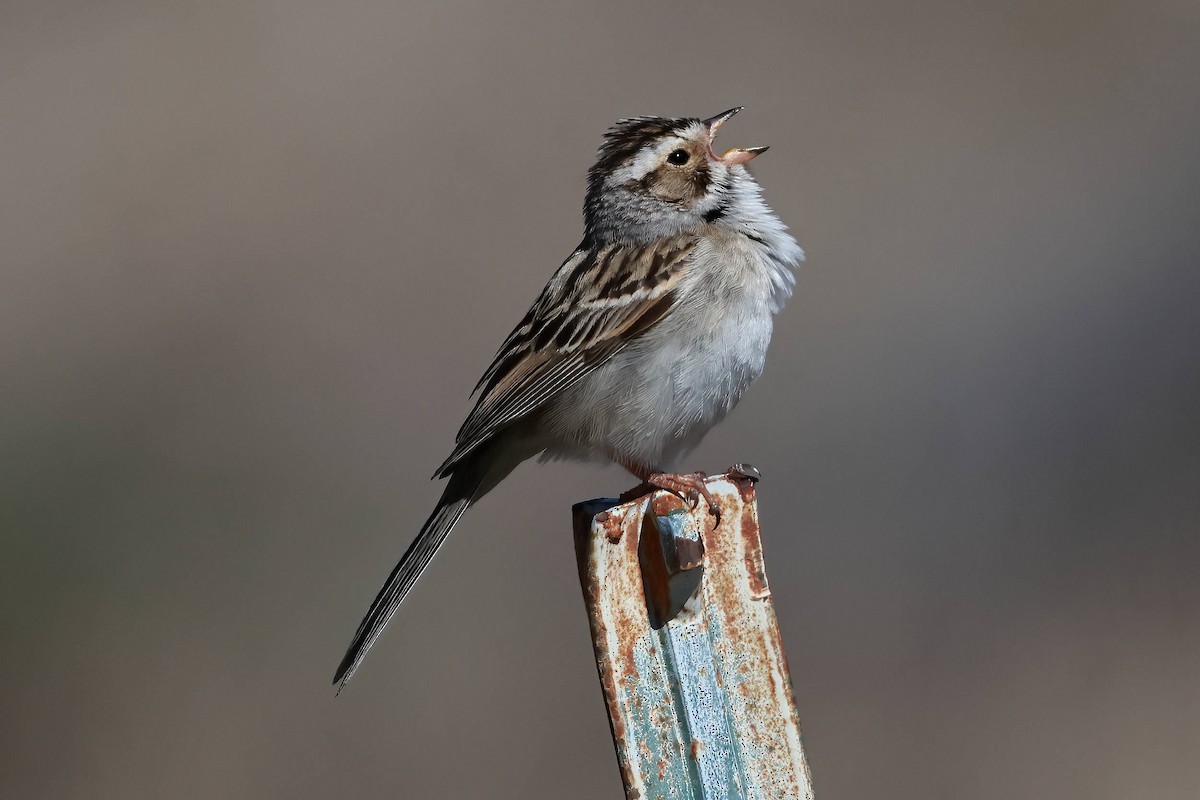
{"left": 333, "top": 107, "right": 804, "bottom": 690}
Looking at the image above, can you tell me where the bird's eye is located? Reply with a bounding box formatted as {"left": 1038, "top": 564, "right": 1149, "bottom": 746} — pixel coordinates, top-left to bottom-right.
{"left": 666, "top": 149, "right": 690, "bottom": 166}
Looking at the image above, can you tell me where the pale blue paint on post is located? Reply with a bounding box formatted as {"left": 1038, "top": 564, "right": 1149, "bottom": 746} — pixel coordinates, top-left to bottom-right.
{"left": 573, "top": 476, "right": 814, "bottom": 800}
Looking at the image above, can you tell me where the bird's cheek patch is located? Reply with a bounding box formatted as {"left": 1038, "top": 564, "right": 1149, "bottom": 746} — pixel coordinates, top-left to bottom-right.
{"left": 650, "top": 167, "right": 710, "bottom": 207}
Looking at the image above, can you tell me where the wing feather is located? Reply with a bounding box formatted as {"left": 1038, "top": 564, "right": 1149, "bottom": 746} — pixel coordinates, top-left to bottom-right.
{"left": 434, "top": 237, "right": 695, "bottom": 477}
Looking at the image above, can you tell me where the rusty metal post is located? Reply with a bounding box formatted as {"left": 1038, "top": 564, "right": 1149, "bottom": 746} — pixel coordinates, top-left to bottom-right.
{"left": 574, "top": 473, "right": 814, "bottom": 800}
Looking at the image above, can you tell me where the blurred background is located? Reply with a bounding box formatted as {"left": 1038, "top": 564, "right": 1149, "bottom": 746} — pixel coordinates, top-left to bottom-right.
{"left": 3, "top": 1, "right": 1198, "bottom": 798}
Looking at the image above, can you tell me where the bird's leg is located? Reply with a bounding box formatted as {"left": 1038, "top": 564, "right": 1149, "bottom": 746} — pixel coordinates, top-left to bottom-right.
{"left": 614, "top": 455, "right": 720, "bottom": 524}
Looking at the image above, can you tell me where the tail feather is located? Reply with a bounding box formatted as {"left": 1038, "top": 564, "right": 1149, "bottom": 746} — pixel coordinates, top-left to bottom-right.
{"left": 334, "top": 432, "right": 538, "bottom": 692}
{"left": 333, "top": 489, "right": 474, "bottom": 692}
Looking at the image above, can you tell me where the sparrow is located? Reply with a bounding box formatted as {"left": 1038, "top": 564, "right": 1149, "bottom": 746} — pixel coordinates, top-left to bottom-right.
{"left": 334, "top": 107, "right": 804, "bottom": 690}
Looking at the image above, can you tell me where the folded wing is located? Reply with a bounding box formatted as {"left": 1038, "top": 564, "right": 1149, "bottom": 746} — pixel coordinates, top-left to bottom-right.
{"left": 434, "top": 236, "right": 697, "bottom": 478}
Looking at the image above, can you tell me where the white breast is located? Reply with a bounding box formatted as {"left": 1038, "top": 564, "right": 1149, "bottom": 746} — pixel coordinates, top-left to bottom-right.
{"left": 540, "top": 226, "right": 801, "bottom": 470}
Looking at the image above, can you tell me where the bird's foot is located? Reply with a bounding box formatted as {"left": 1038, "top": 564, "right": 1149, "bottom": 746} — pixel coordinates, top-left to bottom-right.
{"left": 621, "top": 471, "right": 720, "bottom": 526}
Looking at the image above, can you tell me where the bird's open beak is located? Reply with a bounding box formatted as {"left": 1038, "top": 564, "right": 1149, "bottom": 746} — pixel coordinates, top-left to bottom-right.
{"left": 703, "top": 107, "right": 769, "bottom": 165}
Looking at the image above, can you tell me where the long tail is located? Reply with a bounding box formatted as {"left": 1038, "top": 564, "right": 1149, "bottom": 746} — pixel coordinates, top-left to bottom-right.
{"left": 332, "top": 474, "right": 480, "bottom": 692}
{"left": 333, "top": 435, "right": 534, "bottom": 692}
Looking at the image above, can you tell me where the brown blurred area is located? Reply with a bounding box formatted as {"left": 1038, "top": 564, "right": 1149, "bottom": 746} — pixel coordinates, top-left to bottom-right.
{"left": 2, "top": 1, "right": 1198, "bottom": 797}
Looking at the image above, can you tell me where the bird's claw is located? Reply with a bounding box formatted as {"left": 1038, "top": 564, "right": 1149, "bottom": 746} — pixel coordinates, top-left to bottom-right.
{"left": 621, "top": 471, "right": 723, "bottom": 527}
{"left": 649, "top": 471, "right": 720, "bottom": 527}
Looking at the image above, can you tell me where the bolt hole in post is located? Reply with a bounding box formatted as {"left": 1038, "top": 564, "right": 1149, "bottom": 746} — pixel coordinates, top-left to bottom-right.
{"left": 573, "top": 470, "right": 814, "bottom": 800}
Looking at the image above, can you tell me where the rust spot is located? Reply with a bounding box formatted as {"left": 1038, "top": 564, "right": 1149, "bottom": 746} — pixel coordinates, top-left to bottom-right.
{"left": 606, "top": 525, "right": 623, "bottom": 543}
{"left": 600, "top": 665, "right": 626, "bottom": 744}
{"left": 675, "top": 536, "right": 704, "bottom": 570}
{"left": 650, "top": 492, "right": 679, "bottom": 517}
{"left": 746, "top": 566, "right": 770, "bottom": 599}
{"left": 617, "top": 618, "right": 641, "bottom": 681}
{"left": 621, "top": 535, "right": 645, "bottom": 680}
{"left": 690, "top": 739, "right": 705, "bottom": 759}
{"left": 741, "top": 493, "right": 771, "bottom": 599}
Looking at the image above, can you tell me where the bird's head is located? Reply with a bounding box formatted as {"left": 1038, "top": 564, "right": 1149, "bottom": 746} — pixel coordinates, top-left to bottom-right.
{"left": 583, "top": 107, "right": 769, "bottom": 244}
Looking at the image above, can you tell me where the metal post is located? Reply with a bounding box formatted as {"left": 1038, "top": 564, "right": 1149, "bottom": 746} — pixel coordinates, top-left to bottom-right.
{"left": 574, "top": 472, "right": 814, "bottom": 800}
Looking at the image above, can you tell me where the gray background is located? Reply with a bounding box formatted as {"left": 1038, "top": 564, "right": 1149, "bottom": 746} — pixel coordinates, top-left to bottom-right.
{"left": 3, "top": 2, "right": 1198, "bottom": 798}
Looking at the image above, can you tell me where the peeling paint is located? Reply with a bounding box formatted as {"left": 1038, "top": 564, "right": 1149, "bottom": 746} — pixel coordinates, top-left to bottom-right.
{"left": 573, "top": 475, "right": 814, "bottom": 800}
